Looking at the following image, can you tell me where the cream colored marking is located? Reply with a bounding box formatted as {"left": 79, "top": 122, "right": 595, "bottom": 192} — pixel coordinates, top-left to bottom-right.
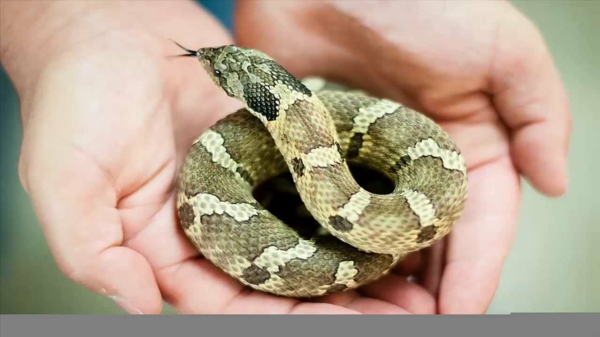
{"left": 176, "top": 192, "right": 188, "bottom": 210}
{"left": 195, "top": 130, "right": 249, "bottom": 183}
{"left": 401, "top": 189, "right": 438, "bottom": 227}
{"left": 249, "top": 107, "right": 270, "bottom": 125}
{"left": 407, "top": 138, "right": 467, "bottom": 172}
{"left": 189, "top": 193, "right": 258, "bottom": 222}
{"left": 300, "top": 144, "right": 343, "bottom": 171}
{"left": 352, "top": 99, "right": 401, "bottom": 134}
{"left": 253, "top": 239, "right": 318, "bottom": 273}
{"left": 256, "top": 274, "right": 287, "bottom": 292}
{"left": 337, "top": 189, "right": 371, "bottom": 223}
{"left": 333, "top": 261, "right": 359, "bottom": 287}
{"left": 257, "top": 274, "right": 327, "bottom": 298}
{"left": 269, "top": 82, "right": 311, "bottom": 116}
{"left": 301, "top": 77, "right": 327, "bottom": 92}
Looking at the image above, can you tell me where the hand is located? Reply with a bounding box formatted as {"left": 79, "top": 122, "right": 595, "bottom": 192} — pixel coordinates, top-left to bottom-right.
{"left": 1, "top": 1, "right": 244, "bottom": 314}
{"left": 231, "top": 0, "right": 571, "bottom": 314}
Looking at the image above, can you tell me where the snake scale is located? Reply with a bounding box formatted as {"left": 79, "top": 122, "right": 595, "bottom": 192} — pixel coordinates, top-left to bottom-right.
{"left": 174, "top": 43, "right": 468, "bottom": 298}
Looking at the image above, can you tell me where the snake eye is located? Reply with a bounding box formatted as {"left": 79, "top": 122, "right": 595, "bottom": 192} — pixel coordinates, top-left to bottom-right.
{"left": 214, "top": 69, "right": 222, "bottom": 76}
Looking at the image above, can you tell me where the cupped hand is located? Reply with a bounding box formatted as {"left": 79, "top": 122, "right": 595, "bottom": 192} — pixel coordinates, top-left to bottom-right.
{"left": 7, "top": 1, "right": 248, "bottom": 314}
{"left": 232, "top": 0, "right": 571, "bottom": 314}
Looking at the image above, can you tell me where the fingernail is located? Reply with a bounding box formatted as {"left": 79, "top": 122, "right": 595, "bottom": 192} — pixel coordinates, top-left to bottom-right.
{"left": 109, "top": 295, "right": 143, "bottom": 314}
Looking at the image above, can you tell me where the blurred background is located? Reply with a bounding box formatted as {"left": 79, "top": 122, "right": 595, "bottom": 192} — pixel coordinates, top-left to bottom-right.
{"left": 0, "top": 1, "right": 598, "bottom": 314}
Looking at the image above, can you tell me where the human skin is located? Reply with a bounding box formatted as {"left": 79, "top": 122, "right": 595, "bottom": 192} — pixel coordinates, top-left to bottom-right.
{"left": 0, "top": 0, "right": 570, "bottom": 314}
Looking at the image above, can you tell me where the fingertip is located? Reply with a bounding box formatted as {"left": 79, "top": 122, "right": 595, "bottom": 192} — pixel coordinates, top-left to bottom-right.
{"left": 438, "top": 259, "right": 502, "bottom": 314}
{"left": 511, "top": 123, "right": 569, "bottom": 197}
{"left": 76, "top": 247, "right": 163, "bottom": 314}
{"left": 438, "top": 159, "right": 520, "bottom": 314}
{"left": 155, "top": 257, "right": 244, "bottom": 314}
{"left": 359, "top": 274, "right": 436, "bottom": 314}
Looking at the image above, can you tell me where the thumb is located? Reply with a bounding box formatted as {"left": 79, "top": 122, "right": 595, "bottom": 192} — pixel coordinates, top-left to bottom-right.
{"left": 17, "top": 65, "right": 164, "bottom": 313}
{"left": 20, "top": 138, "right": 163, "bottom": 314}
{"left": 491, "top": 9, "right": 571, "bottom": 196}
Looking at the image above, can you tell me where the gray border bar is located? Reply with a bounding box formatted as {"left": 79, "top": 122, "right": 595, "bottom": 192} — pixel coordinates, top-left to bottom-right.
{"left": 1, "top": 314, "right": 599, "bottom": 337}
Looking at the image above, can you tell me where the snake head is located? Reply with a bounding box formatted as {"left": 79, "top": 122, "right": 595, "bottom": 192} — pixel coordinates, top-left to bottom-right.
{"left": 195, "top": 45, "right": 250, "bottom": 99}
{"left": 172, "top": 41, "right": 312, "bottom": 122}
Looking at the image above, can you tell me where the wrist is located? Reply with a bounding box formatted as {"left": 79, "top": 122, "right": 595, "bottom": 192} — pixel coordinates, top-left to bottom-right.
{"left": 1, "top": 1, "right": 123, "bottom": 99}
{"left": 1, "top": 1, "right": 52, "bottom": 95}
{"left": 0, "top": 1, "right": 231, "bottom": 121}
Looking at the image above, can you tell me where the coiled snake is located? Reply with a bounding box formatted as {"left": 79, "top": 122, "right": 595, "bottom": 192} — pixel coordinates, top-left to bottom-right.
{"left": 174, "top": 43, "right": 468, "bottom": 298}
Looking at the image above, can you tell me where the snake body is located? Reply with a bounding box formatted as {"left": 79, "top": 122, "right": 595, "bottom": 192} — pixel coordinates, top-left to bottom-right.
{"left": 175, "top": 44, "right": 468, "bottom": 297}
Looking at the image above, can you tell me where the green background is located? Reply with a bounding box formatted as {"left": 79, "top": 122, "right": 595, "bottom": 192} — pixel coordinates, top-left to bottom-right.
{"left": 1, "top": 1, "right": 598, "bottom": 314}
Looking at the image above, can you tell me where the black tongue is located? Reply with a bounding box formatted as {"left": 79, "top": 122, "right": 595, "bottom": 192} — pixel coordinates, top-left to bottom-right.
{"left": 169, "top": 39, "right": 198, "bottom": 57}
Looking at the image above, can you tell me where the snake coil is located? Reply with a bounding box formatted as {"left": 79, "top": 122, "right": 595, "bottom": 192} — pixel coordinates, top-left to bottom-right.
{"left": 175, "top": 44, "right": 468, "bottom": 298}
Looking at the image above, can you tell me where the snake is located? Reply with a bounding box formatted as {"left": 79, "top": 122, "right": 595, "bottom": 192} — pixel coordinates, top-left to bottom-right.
{"left": 173, "top": 43, "right": 468, "bottom": 298}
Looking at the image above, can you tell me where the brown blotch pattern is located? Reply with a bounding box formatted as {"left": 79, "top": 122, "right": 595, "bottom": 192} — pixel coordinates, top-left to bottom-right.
{"left": 178, "top": 203, "right": 195, "bottom": 230}
{"left": 292, "top": 158, "right": 305, "bottom": 177}
{"left": 241, "top": 264, "right": 271, "bottom": 285}
{"left": 282, "top": 99, "right": 335, "bottom": 153}
{"left": 199, "top": 212, "right": 301, "bottom": 263}
{"left": 335, "top": 142, "right": 343, "bottom": 158}
{"left": 326, "top": 284, "right": 348, "bottom": 294}
{"left": 351, "top": 253, "right": 395, "bottom": 285}
{"left": 273, "top": 236, "right": 395, "bottom": 295}
{"left": 390, "top": 155, "right": 412, "bottom": 173}
{"left": 329, "top": 215, "right": 354, "bottom": 232}
{"left": 236, "top": 166, "right": 255, "bottom": 186}
{"left": 417, "top": 226, "right": 437, "bottom": 243}
{"left": 347, "top": 133, "right": 364, "bottom": 159}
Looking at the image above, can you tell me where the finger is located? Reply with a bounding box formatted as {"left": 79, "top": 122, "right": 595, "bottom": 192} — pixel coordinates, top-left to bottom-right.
{"left": 438, "top": 156, "right": 520, "bottom": 314}
{"left": 156, "top": 257, "right": 244, "bottom": 314}
{"left": 341, "top": 297, "right": 409, "bottom": 314}
{"left": 359, "top": 274, "right": 436, "bottom": 314}
{"left": 419, "top": 239, "right": 446, "bottom": 298}
{"left": 221, "top": 290, "right": 361, "bottom": 314}
{"left": 491, "top": 10, "right": 571, "bottom": 197}
{"left": 392, "top": 251, "right": 424, "bottom": 276}
{"left": 289, "top": 303, "right": 360, "bottom": 315}
{"left": 22, "top": 144, "right": 162, "bottom": 314}
{"left": 314, "top": 289, "right": 410, "bottom": 314}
